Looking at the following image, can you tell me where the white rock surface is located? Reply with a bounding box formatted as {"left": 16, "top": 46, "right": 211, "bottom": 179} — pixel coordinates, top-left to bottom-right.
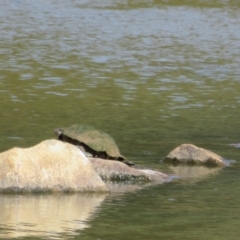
{"left": 0, "top": 139, "right": 108, "bottom": 192}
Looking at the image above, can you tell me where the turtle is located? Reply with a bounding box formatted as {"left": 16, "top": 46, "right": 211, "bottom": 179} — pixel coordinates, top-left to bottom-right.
{"left": 54, "top": 124, "right": 134, "bottom": 166}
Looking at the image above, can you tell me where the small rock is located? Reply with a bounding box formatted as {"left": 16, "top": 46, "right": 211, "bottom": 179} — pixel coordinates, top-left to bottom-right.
{"left": 164, "top": 144, "right": 227, "bottom": 166}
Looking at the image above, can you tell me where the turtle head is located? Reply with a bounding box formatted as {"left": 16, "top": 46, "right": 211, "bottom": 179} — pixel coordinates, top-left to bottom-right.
{"left": 54, "top": 128, "right": 63, "bottom": 137}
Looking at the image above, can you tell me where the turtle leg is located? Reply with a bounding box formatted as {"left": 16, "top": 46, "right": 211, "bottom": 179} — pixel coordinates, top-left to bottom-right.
{"left": 76, "top": 145, "right": 93, "bottom": 157}
{"left": 96, "top": 152, "right": 108, "bottom": 159}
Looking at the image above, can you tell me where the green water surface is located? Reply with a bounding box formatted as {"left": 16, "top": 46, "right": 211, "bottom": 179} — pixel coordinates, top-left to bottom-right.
{"left": 0, "top": 0, "right": 240, "bottom": 239}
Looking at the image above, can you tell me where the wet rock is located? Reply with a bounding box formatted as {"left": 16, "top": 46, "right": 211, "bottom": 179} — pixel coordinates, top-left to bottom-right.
{"left": 0, "top": 140, "right": 108, "bottom": 192}
{"left": 89, "top": 157, "right": 169, "bottom": 184}
{"left": 164, "top": 144, "right": 227, "bottom": 166}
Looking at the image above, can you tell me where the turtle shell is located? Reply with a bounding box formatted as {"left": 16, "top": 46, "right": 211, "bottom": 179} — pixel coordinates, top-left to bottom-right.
{"left": 59, "top": 124, "right": 126, "bottom": 160}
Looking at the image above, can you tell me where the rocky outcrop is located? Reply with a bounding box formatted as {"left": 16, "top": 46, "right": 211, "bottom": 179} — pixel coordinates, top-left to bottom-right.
{"left": 0, "top": 140, "right": 108, "bottom": 192}
{"left": 0, "top": 139, "right": 229, "bottom": 194}
{"left": 89, "top": 157, "right": 169, "bottom": 184}
{"left": 164, "top": 144, "right": 227, "bottom": 166}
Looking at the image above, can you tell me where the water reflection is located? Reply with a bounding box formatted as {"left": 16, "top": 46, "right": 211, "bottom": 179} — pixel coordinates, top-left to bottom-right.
{"left": 0, "top": 193, "right": 107, "bottom": 239}
{"left": 168, "top": 165, "right": 222, "bottom": 184}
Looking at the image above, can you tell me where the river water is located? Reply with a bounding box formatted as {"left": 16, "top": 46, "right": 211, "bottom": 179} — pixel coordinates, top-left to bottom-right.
{"left": 1, "top": 0, "right": 240, "bottom": 239}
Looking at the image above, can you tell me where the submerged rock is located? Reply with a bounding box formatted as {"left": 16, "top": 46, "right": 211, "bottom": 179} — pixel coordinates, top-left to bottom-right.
{"left": 164, "top": 144, "right": 227, "bottom": 166}
{"left": 89, "top": 157, "right": 169, "bottom": 184}
{"left": 0, "top": 140, "right": 108, "bottom": 193}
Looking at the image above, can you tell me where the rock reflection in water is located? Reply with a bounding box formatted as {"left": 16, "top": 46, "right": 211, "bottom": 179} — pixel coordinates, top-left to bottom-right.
{"left": 0, "top": 193, "right": 107, "bottom": 239}
{"left": 169, "top": 165, "right": 222, "bottom": 184}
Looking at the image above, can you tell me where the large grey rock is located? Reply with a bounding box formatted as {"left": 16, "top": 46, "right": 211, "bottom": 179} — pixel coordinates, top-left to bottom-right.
{"left": 0, "top": 140, "right": 108, "bottom": 192}
{"left": 89, "top": 157, "right": 169, "bottom": 184}
{"left": 164, "top": 144, "right": 227, "bottom": 166}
